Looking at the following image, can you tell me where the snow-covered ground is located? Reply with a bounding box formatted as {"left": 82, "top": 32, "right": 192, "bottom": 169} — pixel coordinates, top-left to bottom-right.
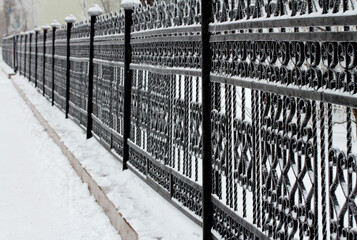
{"left": 0, "top": 59, "right": 202, "bottom": 240}
{"left": 0, "top": 66, "right": 122, "bottom": 240}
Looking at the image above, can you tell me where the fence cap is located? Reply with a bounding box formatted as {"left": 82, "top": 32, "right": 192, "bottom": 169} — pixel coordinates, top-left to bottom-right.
{"left": 88, "top": 4, "right": 103, "bottom": 16}
{"left": 65, "top": 14, "right": 77, "bottom": 23}
{"left": 121, "top": 0, "right": 141, "bottom": 10}
{"left": 34, "top": 27, "right": 41, "bottom": 33}
{"left": 42, "top": 24, "right": 51, "bottom": 30}
{"left": 51, "top": 20, "right": 61, "bottom": 29}
{"left": 28, "top": 30, "right": 35, "bottom": 34}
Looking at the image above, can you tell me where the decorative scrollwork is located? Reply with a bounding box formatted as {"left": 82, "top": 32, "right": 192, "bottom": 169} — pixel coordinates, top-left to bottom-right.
{"left": 2, "top": 1, "right": 357, "bottom": 240}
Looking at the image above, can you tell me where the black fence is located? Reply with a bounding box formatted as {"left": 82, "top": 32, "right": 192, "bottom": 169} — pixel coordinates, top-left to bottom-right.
{"left": 2, "top": 1, "right": 357, "bottom": 239}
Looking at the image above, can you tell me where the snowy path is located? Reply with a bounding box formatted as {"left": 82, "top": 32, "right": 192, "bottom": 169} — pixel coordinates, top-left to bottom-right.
{"left": 0, "top": 71, "right": 121, "bottom": 239}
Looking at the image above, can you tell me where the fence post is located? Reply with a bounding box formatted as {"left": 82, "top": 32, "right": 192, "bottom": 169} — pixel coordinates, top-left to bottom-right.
{"left": 121, "top": 1, "right": 137, "bottom": 170}
{"left": 29, "top": 31, "right": 33, "bottom": 82}
{"left": 21, "top": 33, "right": 24, "bottom": 75}
{"left": 51, "top": 20, "right": 61, "bottom": 106}
{"left": 201, "top": 1, "right": 213, "bottom": 239}
{"left": 42, "top": 25, "right": 50, "bottom": 96}
{"left": 87, "top": 6, "right": 103, "bottom": 139}
{"left": 65, "top": 15, "right": 76, "bottom": 119}
{"left": 19, "top": 33, "right": 22, "bottom": 75}
{"left": 13, "top": 35, "right": 17, "bottom": 73}
{"left": 34, "top": 27, "right": 40, "bottom": 88}
{"left": 24, "top": 33, "right": 27, "bottom": 78}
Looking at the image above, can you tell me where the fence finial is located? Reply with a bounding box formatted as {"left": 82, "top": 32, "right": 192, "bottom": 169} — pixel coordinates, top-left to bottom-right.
{"left": 51, "top": 20, "right": 61, "bottom": 29}
{"left": 65, "top": 14, "right": 77, "bottom": 23}
{"left": 88, "top": 4, "right": 103, "bottom": 16}
{"left": 34, "top": 27, "right": 41, "bottom": 33}
{"left": 42, "top": 25, "right": 51, "bottom": 30}
{"left": 121, "top": 0, "right": 141, "bottom": 10}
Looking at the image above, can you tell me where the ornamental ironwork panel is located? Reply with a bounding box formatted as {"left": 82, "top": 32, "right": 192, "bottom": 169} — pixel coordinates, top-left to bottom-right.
{"left": 18, "top": 36, "right": 24, "bottom": 75}
{"left": 95, "top": 11, "right": 125, "bottom": 36}
{"left": 24, "top": 35, "right": 29, "bottom": 79}
{"left": 2, "top": 1, "right": 357, "bottom": 239}
{"left": 53, "top": 35, "right": 67, "bottom": 110}
{"left": 68, "top": 22, "right": 90, "bottom": 126}
{"left": 36, "top": 34, "right": 44, "bottom": 92}
{"left": 56, "top": 25, "right": 67, "bottom": 40}
{"left": 128, "top": 0, "right": 203, "bottom": 221}
{"left": 30, "top": 35, "right": 36, "bottom": 83}
{"left": 68, "top": 58, "right": 89, "bottom": 126}
{"left": 71, "top": 21, "right": 90, "bottom": 39}
{"left": 53, "top": 57, "right": 67, "bottom": 109}
{"left": 44, "top": 38, "right": 52, "bottom": 98}
{"left": 1, "top": 37, "right": 14, "bottom": 69}
{"left": 209, "top": 0, "right": 357, "bottom": 239}
{"left": 92, "top": 27, "right": 125, "bottom": 154}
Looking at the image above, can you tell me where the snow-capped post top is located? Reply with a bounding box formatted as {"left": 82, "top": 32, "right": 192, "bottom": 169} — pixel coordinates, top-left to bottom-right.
{"left": 65, "top": 14, "right": 77, "bottom": 23}
{"left": 28, "top": 30, "right": 35, "bottom": 34}
{"left": 42, "top": 25, "right": 51, "bottom": 31}
{"left": 34, "top": 27, "right": 41, "bottom": 33}
{"left": 88, "top": 4, "right": 103, "bottom": 17}
{"left": 51, "top": 20, "right": 61, "bottom": 29}
{"left": 121, "top": 0, "right": 141, "bottom": 10}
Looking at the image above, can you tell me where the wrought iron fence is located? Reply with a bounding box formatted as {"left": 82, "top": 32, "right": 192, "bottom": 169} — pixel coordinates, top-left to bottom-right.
{"left": 2, "top": 0, "right": 357, "bottom": 239}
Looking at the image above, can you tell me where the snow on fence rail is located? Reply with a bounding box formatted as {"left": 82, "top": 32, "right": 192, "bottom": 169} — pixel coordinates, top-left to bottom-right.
{"left": 2, "top": 0, "right": 357, "bottom": 239}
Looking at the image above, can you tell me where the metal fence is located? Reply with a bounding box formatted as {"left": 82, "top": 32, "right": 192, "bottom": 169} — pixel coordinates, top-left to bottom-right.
{"left": 2, "top": 0, "right": 357, "bottom": 239}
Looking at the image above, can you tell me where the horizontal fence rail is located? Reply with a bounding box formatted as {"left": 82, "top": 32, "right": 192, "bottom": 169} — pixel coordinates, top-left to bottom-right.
{"left": 2, "top": 0, "right": 357, "bottom": 239}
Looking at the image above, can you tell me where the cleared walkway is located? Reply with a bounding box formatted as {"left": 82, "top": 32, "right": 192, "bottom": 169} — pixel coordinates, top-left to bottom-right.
{"left": 0, "top": 69, "right": 121, "bottom": 240}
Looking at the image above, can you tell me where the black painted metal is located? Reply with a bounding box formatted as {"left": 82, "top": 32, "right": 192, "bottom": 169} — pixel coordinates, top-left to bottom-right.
{"left": 123, "top": 9, "right": 133, "bottom": 170}
{"left": 2, "top": 1, "right": 357, "bottom": 239}
{"left": 23, "top": 34, "right": 27, "bottom": 77}
{"left": 43, "top": 29, "right": 48, "bottom": 96}
{"left": 29, "top": 33, "right": 32, "bottom": 82}
{"left": 51, "top": 27, "right": 56, "bottom": 106}
{"left": 201, "top": 1, "right": 213, "bottom": 239}
{"left": 35, "top": 31, "right": 38, "bottom": 87}
{"left": 66, "top": 23, "right": 73, "bottom": 118}
{"left": 19, "top": 35, "right": 22, "bottom": 75}
{"left": 13, "top": 36, "right": 17, "bottom": 73}
{"left": 87, "top": 16, "right": 97, "bottom": 139}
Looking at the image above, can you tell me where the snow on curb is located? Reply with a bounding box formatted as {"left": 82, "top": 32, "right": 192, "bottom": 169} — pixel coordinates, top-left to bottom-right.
{"left": 9, "top": 77, "right": 138, "bottom": 240}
